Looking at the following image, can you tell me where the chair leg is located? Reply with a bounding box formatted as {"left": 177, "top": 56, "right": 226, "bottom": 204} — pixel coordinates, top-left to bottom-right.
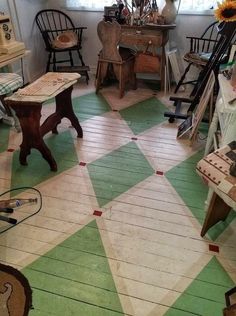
{"left": 119, "top": 66, "right": 124, "bottom": 98}
{"left": 0, "top": 96, "right": 11, "bottom": 117}
{"left": 69, "top": 51, "right": 74, "bottom": 66}
{"left": 53, "top": 52, "right": 57, "bottom": 72}
{"left": 46, "top": 52, "right": 52, "bottom": 72}
{"left": 84, "top": 69, "right": 89, "bottom": 84}
{"left": 131, "top": 72, "right": 137, "bottom": 90}
{"left": 76, "top": 49, "right": 89, "bottom": 83}
{"left": 76, "top": 49, "right": 85, "bottom": 66}
{"left": 95, "top": 62, "right": 102, "bottom": 94}
{"left": 0, "top": 96, "right": 21, "bottom": 132}
{"left": 174, "top": 62, "right": 192, "bottom": 93}
{"left": 201, "top": 192, "right": 232, "bottom": 237}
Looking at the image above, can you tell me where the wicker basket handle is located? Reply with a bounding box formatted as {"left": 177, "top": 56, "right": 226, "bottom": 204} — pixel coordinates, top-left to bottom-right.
{"left": 143, "top": 40, "right": 156, "bottom": 56}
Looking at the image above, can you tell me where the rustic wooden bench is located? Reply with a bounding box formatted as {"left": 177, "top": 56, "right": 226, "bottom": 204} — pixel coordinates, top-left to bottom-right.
{"left": 5, "top": 72, "right": 83, "bottom": 172}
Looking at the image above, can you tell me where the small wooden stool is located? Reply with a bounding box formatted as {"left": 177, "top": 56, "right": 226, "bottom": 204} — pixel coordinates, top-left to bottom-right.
{"left": 5, "top": 72, "right": 82, "bottom": 172}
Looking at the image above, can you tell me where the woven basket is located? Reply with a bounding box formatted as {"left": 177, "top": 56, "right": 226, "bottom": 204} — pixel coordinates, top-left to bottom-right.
{"left": 134, "top": 41, "right": 161, "bottom": 73}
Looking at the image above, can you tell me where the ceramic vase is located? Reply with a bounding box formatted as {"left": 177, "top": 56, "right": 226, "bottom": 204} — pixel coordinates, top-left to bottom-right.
{"left": 162, "top": 0, "right": 177, "bottom": 24}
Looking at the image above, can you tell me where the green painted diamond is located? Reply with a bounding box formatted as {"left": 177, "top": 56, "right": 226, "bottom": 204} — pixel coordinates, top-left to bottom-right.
{"left": 72, "top": 92, "right": 111, "bottom": 122}
{"left": 164, "top": 257, "right": 234, "bottom": 316}
{"left": 87, "top": 141, "right": 154, "bottom": 207}
{"left": 11, "top": 131, "right": 78, "bottom": 194}
{"left": 23, "top": 220, "right": 124, "bottom": 316}
{"left": 119, "top": 97, "right": 167, "bottom": 135}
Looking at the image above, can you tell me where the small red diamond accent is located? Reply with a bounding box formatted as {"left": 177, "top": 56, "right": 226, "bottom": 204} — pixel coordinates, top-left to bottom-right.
{"left": 156, "top": 171, "right": 164, "bottom": 175}
{"left": 7, "top": 148, "right": 15, "bottom": 152}
{"left": 209, "top": 244, "right": 219, "bottom": 253}
{"left": 79, "top": 162, "right": 87, "bottom": 166}
{"left": 93, "top": 210, "right": 102, "bottom": 216}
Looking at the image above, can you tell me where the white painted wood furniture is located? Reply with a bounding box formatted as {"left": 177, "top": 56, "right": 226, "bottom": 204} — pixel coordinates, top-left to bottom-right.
{"left": 198, "top": 74, "right": 236, "bottom": 236}
{"left": 205, "top": 74, "right": 236, "bottom": 156}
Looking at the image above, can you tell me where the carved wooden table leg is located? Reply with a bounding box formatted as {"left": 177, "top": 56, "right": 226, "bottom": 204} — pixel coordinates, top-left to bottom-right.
{"left": 7, "top": 102, "right": 58, "bottom": 172}
{"left": 40, "top": 86, "right": 83, "bottom": 138}
{"left": 160, "top": 30, "right": 168, "bottom": 91}
{"left": 201, "top": 192, "right": 232, "bottom": 237}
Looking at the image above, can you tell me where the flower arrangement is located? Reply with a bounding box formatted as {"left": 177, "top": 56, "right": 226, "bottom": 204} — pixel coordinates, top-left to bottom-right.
{"left": 215, "top": 0, "right": 236, "bottom": 22}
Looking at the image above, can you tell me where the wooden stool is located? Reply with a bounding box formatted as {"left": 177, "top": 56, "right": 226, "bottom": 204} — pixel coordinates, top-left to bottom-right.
{"left": 5, "top": 72, "right": 82, "bottom": 172}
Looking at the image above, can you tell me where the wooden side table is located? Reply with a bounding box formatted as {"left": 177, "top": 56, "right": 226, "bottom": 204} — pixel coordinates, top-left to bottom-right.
{"left": 120, "top": 24, "right": 176, "bottom": 91}
{"left": 5, "top": 72, "right": 82, "bottom": 172}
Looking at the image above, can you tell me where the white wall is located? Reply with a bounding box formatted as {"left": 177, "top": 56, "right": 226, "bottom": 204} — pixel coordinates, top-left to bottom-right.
{"left": 14, "top": 0, "right": 50, "bottom": 81}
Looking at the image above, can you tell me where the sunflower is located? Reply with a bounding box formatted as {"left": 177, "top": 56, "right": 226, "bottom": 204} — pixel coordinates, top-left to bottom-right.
{"left": 214, "top": 0, "right": 236, "bottom": 22}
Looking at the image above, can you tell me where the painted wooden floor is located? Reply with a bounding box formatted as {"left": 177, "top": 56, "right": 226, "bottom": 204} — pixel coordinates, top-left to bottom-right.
{"left": 0, "top": 77, "right": 236, "bottom": 315}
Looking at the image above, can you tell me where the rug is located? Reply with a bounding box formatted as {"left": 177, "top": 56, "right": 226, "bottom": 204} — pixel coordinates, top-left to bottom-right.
{"left": 0, "top": 263, "right": 32, "bottom": 316}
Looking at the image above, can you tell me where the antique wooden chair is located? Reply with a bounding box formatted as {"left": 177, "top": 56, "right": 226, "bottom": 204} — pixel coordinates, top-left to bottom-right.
{"left": 95, "top": 20, "right": 136, "bottom": 98}
{"left": 164, "top": 21, "right": 236, "bottom": 123}
{"left": 35, "top": 9, "right": 89, "bottom": 82}
{"left": 174, "top": 21, "right": 220, "bottom": 93}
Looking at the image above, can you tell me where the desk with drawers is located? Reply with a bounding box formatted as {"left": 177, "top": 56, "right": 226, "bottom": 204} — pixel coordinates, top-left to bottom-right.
{"left": 120, "top": 24, "right": 176, "bottom": 90}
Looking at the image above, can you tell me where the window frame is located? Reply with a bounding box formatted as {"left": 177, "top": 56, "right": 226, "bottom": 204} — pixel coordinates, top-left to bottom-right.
{"left": 63, "top": 0, "right": 215, "bottom": 15}
{"left": 179, "top": 10, "right": 214, "bottom": 16}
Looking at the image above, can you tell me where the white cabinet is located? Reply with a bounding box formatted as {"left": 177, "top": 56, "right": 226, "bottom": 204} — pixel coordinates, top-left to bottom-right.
{"left": 205, "top": 74, "right": 236, "bottom": 155}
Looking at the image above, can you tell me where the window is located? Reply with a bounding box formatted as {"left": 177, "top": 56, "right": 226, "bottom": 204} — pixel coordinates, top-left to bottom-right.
{"left": 65, "top": 0, "right": 113, "bottom": 11}
{"left": 65, "top": 0, "right": 219, "bottom": 12}
{"left": 179, "top": 0, "right": 218, "bottom": 12}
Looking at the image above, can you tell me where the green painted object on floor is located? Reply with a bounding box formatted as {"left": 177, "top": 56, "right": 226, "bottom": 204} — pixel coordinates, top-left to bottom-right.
{"left": 119, "top": 97, "right": 167, "bottom": 135}
{"left": 0, "top": 123, "right": 10, "bottom": 153}
{"left": 44, "top": 93, "right": 111, "bottom": 122}
{"left": 10, "top": 131, "right": 78, "bottom": 196}
{"left": 23, "top": 220, "right": 124, "bottom": 316}
{"left": 164, "top": 257, "right": 234, "bottom": 316}
{"left": 166, "top": 150, "right": 236, "bottom": 240}
{"left": 72, "top": 92, "right": 111, "bottom": 122}
{"left": 87, "top": 141, "right": 154, "bottom": 207}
